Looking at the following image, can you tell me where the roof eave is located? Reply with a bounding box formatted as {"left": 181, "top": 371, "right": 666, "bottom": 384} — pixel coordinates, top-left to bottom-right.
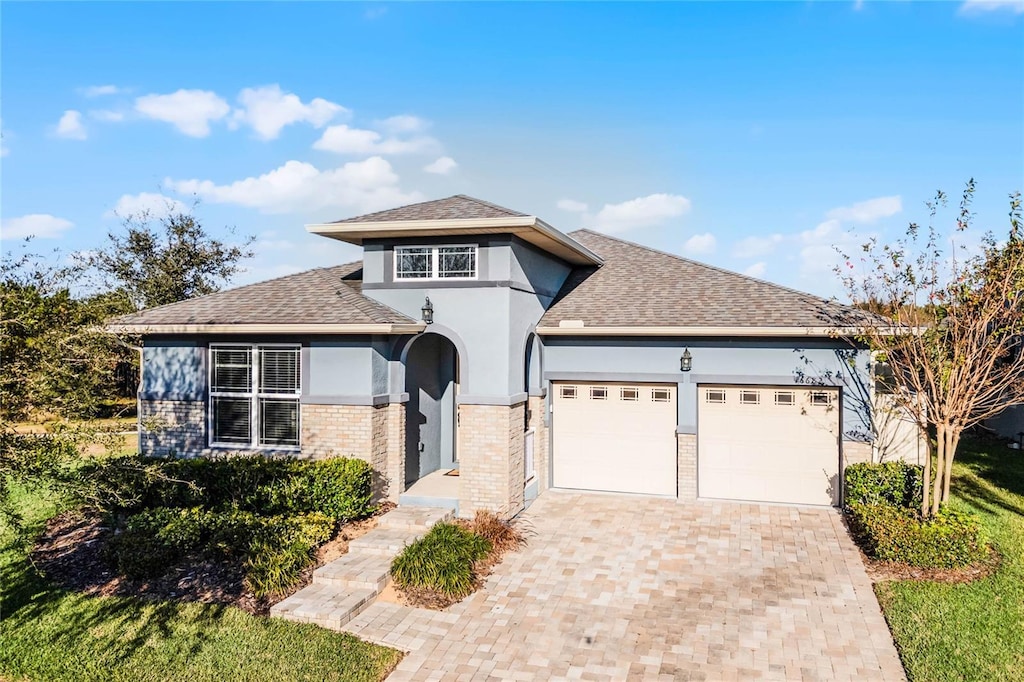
{"left": 535, "top": 325, "right": 852, "bottom": 337}
{"left": 305, "top": 216, "right": 604, "bottom": 266}
{"left": 106, "top": 322, "right": 426, "bottom": 335}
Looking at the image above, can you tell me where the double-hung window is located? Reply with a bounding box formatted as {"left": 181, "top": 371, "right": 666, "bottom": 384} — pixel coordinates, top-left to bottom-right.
{"left": 395, "top": 245, "right": 477, "bottom": 280}
{"left": 209, "top": 344, "right": 301, "bottom": 449}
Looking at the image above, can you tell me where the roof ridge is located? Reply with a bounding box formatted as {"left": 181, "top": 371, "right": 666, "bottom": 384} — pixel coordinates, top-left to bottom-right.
{"left": 451, "top": 194, "right": 526, "bottom": 218}
{"left": 569, "top": 229, "right": 832, "bottom": 307}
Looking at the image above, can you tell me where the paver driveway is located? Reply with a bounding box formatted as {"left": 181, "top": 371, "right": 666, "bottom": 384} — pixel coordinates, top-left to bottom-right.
{"left": 344, "top": 491, "right": 905, "bottom": 681}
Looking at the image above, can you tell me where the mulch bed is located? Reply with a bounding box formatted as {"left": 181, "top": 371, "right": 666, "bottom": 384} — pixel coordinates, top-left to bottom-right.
{"left": 30, "top": 502, "right": 394, "bottom": 615}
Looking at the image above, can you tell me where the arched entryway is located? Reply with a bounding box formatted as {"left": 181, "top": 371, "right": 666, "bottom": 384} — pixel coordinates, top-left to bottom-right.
{"left": 404, "top": 332, "right": 460, "bottom": 486}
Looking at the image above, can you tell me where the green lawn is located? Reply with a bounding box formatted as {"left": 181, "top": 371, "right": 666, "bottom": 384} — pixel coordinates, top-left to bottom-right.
{"left": 0, "top": 482, "right": 402, "bottom": 682}
{"left": 875, "top": 438, "right": 1024, "bottom": 682}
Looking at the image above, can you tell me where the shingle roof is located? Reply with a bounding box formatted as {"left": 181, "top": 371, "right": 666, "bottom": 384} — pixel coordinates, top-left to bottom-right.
{"left": 329, "top": 195, "right": 527, "bottom": 224}
{"left": 539, "top": 230, "right": 840, "bottom": 329}
{"left": 111, "top": 262, "right": 415, "bottom": 327}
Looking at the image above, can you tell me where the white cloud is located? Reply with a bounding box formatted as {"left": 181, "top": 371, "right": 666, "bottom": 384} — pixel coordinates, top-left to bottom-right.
{"left": 135, "top": 89, "right": 230, "bottom": 137}
{"left": 106, "top": 192, "right": 187, "bottom": 218}
{"left": 81, "top": 84, "right": 121, "bottom": 97}
{"left": 377, "top": 115, "right": 428, "bottom": 135}
{"left": 313, "top": 124, "right": 439, "bottom": 156}
{"left": 733, "top": 234, "right": 783, "bottom": 259}
{"left": 825, "top": 195, "right": 902, "bottom": 224}
{"left": 743, "top": 262, "right": 767, "bottom": 278}
{"left": 557, "top": 199, "right": 588, "bottom": 213}
{"left": 592, "top": 193, "right": 691, "bottom": 233}
{"left": 229, "top": 85, "right": 347, "bottom": 140}
{"left": 423, "top": 156, "right": 458, "bottom": 175}
{"left": 960, "top": 0, "right": 1024, "bottom": 13}
{"left": 55, "top": 110, "right": 87, "bottom": 140}
{"left": 1, "top": 214, "right": 74, "bottom": 240}
{"left": 682, "top": 232, "right": 717, "bottom": 256}
{"left": 90, "top": 109, "right": 126, "bottom": 122}
{"left": 797, "top": 219, "right": 863, "bottom": 278}
{"left": 167, "top": 156, "right": 422, "bottom": 215}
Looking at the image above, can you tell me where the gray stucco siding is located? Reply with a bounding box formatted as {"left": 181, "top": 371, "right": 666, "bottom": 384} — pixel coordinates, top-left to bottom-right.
{"left": 307, "top": 337, "right": 376, "bottom": 397}
{"left": 140, "top": 339, "right": 206, "bottom": 399}
{"left": 542, "top": 336, "right": 873, "bottom": 442}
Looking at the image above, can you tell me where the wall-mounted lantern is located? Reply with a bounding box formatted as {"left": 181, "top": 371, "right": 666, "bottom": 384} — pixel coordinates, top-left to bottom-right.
{"left": 421, "top": 296, "right": 434, "bottom": 325}
{"left": 680, "top": 348, "right": 693, "bottom": 372}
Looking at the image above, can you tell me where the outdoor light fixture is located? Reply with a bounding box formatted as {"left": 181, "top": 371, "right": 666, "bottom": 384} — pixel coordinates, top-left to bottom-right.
{"left": 680, "top": 348, "right": 693, "bottom": 372}
{"left": 421, "top": 297, "right": 434, "bottom": 325}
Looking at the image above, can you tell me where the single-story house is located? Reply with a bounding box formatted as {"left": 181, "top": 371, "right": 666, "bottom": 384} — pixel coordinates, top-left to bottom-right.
{"left": 111, "top": 194, "right": 899, "bottom": 517}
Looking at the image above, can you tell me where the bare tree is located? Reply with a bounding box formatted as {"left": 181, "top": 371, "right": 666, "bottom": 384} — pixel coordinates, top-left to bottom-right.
{"left": 834, "top": 181, "right": 1024, "bottom": 517}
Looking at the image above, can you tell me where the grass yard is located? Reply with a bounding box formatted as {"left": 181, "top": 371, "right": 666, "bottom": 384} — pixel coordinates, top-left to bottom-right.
{"left": 874, "top": 438, "right": 1024, "bottom": 682}
{"left": 0, "top": 482, "right": 402, "bottom": 682}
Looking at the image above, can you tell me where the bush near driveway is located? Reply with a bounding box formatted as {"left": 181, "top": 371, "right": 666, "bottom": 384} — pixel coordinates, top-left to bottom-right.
{"left": 844, "top": 460, "right": 923, "bottom": 508}
{"left": 847, "top": 502, "right": 989, "bottom": 568}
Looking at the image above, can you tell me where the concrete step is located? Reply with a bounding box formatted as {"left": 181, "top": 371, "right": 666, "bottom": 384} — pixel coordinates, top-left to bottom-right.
{"left": 270, "top": 584, "right": 377, "bottom": 631}
{"left": 347, "top": 527, "right": 423, "bottom": 557}
{"left": 313, "top": 552, "right": 393, "bottom": 590}
{"left": 378, "top": 505, "right": 455, "bottom": 532}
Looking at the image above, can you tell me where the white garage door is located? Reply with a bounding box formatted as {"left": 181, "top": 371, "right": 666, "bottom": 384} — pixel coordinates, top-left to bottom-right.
{"left": 552, "top": 382, "right": 677, "bottom": 496}
{"left": 699, "top": 385, "right": 840, "bottom": 506}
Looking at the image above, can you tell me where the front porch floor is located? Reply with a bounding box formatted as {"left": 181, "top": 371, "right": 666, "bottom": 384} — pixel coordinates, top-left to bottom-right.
{"left": 399, "top": 469, "right": 459, "bottom": 513}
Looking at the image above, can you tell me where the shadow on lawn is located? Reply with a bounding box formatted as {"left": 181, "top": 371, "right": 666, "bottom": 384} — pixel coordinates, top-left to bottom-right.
{"left": 952, "top": 438, "right": 1024, "bottom": 517}
{"left": 0, "top": 542, "right": 229, "bottom": 669}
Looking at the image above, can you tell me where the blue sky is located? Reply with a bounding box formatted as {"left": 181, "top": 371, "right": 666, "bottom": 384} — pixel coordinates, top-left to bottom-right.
{"left": 2, "top": 1, "right": 1022, "bottom": 297}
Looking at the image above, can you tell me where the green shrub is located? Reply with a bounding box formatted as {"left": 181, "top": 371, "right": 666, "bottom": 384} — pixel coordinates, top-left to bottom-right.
{"left": 85, "top": 455, "right": 375, "bottom": 521}
{"left": 390, "top": 523, "right": 492, "bottom": 599}
{"left": 844, "top": 460, "right": 923, "bottom": 509}
{"left": 106, "top": 507, "right": 335, "bottom": 581}
{"left": 848, "top": 502, "right": 989, "bottom": 568}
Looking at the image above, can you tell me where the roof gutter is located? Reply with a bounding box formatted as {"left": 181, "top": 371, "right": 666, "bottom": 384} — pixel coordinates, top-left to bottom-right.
{"left": 106, "top": 323, "right": 427, "bottom": 335}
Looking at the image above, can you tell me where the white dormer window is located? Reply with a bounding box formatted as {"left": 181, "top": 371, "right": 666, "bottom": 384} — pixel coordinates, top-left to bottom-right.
{"left": 395, "top": 245, "right": 477, "bottom": 280}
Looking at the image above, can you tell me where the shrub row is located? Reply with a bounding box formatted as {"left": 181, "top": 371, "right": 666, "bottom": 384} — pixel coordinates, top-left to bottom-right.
{"left": 106, "top": 506, "right": 334, "bottom": 596}
{"left": 844, "top": 460, "right": 923, "bottom": 509}
{"left": 85, "top": 455, "right": 374, "bottom": 522}
{"left": 847, "top": 502, "right": 988, "bottom": 568}
{"left": 390, "top": 522, "right": 492, "bottom": 600}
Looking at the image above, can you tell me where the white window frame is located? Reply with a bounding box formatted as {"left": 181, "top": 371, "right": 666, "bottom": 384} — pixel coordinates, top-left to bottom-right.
{"left": 394, "top": 244, "right": 479, "bottom": 281}
{"left": 208, "top": 343, "right": 301, "bottom": 450}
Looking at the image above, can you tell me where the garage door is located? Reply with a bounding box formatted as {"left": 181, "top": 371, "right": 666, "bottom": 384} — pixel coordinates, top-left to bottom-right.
{"left": 699, "top": 385, "right": 840, "bottom": 505}
{"left": 552, "top": 382, "right": 677, "bottom": 496}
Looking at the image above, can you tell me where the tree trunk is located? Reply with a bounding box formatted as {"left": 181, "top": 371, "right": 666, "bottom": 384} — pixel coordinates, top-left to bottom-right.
{"left": 931, "top": 424, "right": 947, "bottom": 517}
{"left": 921, "top": 427, "right": 932, "bottom": 518}
{"left": 942, "top": 429, "right": 961, "bottom": 505}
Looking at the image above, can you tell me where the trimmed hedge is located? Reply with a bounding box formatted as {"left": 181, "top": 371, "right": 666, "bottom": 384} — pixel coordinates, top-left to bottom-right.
{"left": 106, "top": 506, "right": 334, "bottom": 596}
{"left": 848, "top": 502, "right": 988, "bottom": 568}
{"left": 85, "top": 455, "right": 374, "bottom": 522}
{"left": 844, "top": 460, "right": 923, "bottom": 509}
{"left": 390, "top": 523, "right": 492, "bottom": 599}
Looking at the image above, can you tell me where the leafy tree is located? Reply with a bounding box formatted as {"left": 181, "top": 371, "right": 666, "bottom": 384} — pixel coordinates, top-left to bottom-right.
{"left": 0, "top": 251, "right": 134, "bottom": 421}
{"left": 90, "top": 209, "right": 254, "bottom": 310}
{"left": 834, "top": 181, "right": 1024, "bottom": 516}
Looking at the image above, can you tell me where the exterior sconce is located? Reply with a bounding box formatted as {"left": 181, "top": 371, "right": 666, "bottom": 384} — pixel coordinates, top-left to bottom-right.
{"left": 421, "top": 297, "right": 434, "bottom": 325}
{"left": 680, "top": 348, "right": 693, "bottom": 372}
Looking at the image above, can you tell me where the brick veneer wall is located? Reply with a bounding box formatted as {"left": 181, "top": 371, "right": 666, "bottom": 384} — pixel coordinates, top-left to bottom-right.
{"left": 843, "top": 440, "right": 873, "bottom": 465}
{"left": 677, "top": 433, "right": 698, "bottom": 502}
{"left": 140, "top": 399, "right": 405, "bottom": 502}
{"left": 458, "top": 402, "right": 526, "bottom": 519}
{"left": 527, "top": 395, "right": 549, "bottom": 494}
{"left": 140, "top": 400, "right": 206, "bottom": 457}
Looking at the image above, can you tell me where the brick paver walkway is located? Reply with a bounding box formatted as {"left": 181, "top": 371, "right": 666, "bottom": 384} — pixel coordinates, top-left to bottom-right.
{"left": 343, "top": 491, "right": 906, "bottom": 681}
